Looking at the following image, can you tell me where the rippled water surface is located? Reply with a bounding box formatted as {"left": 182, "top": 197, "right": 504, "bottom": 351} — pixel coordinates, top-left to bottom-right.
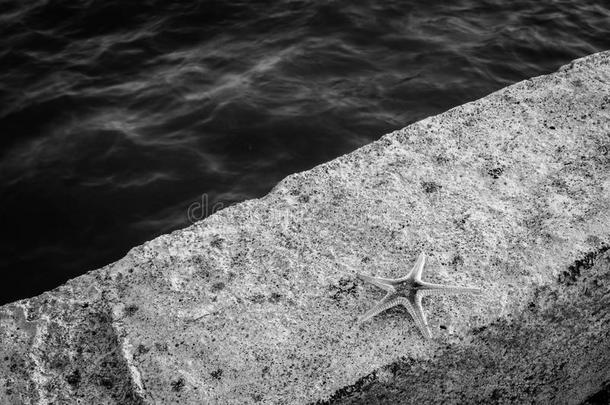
{"left": 1, "top": 0, "right": 609, "bottom": 303}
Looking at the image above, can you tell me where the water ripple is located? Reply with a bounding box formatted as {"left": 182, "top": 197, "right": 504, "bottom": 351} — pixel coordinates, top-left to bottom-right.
{"left": 0, "top": 0, "right": 609, "bottom": 302}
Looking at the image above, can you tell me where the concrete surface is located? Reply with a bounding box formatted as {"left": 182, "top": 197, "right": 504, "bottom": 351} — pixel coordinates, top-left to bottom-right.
{"left": 1, "top": 51, "right": 609, "bottom": 404}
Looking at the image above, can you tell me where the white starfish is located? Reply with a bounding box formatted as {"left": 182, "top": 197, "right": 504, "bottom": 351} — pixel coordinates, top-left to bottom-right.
{"left": 357, "top": 252, "right": 482, "bottom": 339}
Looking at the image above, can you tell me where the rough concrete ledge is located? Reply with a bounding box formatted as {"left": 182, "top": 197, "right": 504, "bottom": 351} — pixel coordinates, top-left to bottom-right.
{"left": 1, "top": 51, "right": 609, "bottom": 404}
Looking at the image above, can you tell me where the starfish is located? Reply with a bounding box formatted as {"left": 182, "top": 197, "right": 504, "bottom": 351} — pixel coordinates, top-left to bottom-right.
{"left": 357, "top": 252, "right": 482, "bottom": 339}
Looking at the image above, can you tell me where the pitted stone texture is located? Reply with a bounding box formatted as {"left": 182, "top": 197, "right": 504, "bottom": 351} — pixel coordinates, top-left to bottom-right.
{"left": 0, "top": 273, "right": 144, "bottom": 404}
{"left": 325, "top": 248, "right": 610, "bottom": 404}
{"left": 1, "top": 51, "right": 609, "bottom": 404}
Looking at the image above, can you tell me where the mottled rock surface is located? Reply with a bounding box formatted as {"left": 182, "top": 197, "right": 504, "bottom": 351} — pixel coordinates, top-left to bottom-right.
{"left": 1, "top": 51, "right": 609, "bottom": 404}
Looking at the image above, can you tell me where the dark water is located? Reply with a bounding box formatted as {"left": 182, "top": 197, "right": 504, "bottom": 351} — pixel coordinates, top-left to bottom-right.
{"left": 1, "top": 0, "right": 609, "bottom": 304}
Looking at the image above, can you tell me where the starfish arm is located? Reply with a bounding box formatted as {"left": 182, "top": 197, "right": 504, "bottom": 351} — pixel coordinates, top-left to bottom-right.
{"left": 357, "top": 273, "right": 396, "bottom": 292}
{"left": 418, "top": 281, "right": 482, "bottom": 296}
{"left": 405, "top": 251, "right": 426, "bottom": 282}
{"left": 358, "top": 293, "right": 401, "bottom": 323}
{"left": 399, "top": 296, "right": 432, "bottom": 339}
